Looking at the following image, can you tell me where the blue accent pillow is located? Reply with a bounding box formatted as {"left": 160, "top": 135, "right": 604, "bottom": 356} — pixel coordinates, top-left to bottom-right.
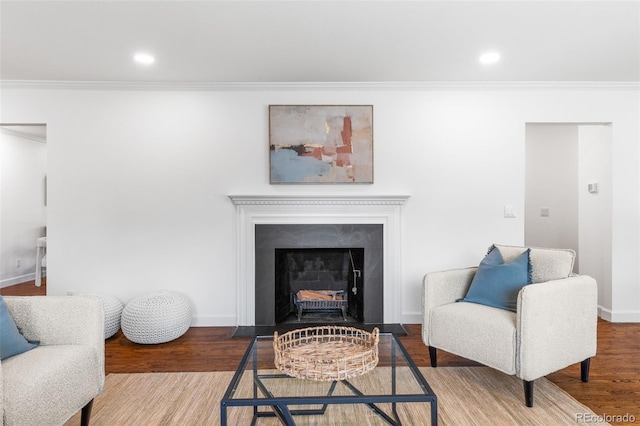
{"left": 461, "top": 246, "right": 532, "bottom": 312}
{"left": 0, "top": 296, "right": 39, "bottom": 360}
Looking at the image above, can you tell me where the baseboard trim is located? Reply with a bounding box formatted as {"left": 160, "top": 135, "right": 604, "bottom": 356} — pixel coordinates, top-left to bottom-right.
{"left": 402, "top": 312, "right": 422, "bottom": 324}
{"left": 598, "top": 305, "right": 640, "bottom": 323}
{"left": 190, "top": 315, "right": 237, "bottom": 327}
{"left": 0, "top": 273, "right": 36, "bottom": 289}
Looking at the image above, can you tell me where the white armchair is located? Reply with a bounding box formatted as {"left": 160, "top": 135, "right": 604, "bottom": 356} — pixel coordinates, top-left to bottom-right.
{"left": 422, "top": 244, "right": 598, "bottom": 407}
{"left": 1, "top": 296, "right": 105, "bottom": 425}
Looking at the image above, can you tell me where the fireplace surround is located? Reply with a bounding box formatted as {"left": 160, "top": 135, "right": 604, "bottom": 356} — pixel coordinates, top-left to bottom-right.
{"left": 229, "top": 195, "right": 410, "bottom": 326}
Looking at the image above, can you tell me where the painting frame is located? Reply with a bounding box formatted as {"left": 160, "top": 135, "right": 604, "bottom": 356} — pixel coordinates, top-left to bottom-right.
{"left": 269, "top": 105, "right": 374, "bottom": 184}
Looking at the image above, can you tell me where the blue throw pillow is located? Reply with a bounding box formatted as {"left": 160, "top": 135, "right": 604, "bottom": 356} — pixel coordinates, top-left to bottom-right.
{"left": 0, "top": 296, "right": 39, "bottom": 360}
{"left": 461, "top": 246, "right": 532, "bottom": 312}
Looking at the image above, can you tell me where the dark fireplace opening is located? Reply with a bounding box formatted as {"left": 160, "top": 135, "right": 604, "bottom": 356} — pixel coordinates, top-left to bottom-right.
{"left": 274, "top": 248, "right": 365, "bottom": 324}
{"left": 254, "top": 224, "right": 383, "bottom": 326}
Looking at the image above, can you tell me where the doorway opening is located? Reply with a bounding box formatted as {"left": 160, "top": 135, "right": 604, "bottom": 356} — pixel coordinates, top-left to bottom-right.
{"left": 525, "top": 123, "right": 612, "bottom": 310}
{"left": 0, "top": 124, "right": 47, "bottom": 290}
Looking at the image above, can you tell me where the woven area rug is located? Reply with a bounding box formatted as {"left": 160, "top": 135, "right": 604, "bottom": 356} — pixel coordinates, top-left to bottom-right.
{"left": 65, "top": 367, "right": 608, "bottom": 425}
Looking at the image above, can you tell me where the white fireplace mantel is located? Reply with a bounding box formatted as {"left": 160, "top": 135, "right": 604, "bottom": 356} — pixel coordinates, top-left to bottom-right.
{"left": 229, "top": 195, "right": 410, "bottom": 326}
{"left": 229, "top": 195, "right": 410, "bottom": 206}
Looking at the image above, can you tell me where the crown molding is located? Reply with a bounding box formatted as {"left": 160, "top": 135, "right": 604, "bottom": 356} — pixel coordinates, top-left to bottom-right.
{"left": 1, "top": 80, "right": 638, "bottom": 91}
{"left": 0, "top": 127, "right": 46, "bottom": 143}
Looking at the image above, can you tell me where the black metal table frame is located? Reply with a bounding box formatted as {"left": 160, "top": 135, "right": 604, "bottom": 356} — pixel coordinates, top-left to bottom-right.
{"left": 220, "top": 333, "right": 438, "bottom": 425}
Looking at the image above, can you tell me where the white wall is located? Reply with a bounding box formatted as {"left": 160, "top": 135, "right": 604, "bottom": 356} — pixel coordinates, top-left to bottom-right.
{"left": 1, "top": 84, "right": 638, "bottom": 323}
{"left": 0, "top": 129, "right": 47, "bottom": 287}
{"left": 525, "top": 124, "right": 580, "bottom": 269}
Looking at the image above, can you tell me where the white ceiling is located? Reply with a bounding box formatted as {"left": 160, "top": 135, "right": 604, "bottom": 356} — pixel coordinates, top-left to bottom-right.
{"left": 1, "top": 1, "right": 639, "bottom": 83}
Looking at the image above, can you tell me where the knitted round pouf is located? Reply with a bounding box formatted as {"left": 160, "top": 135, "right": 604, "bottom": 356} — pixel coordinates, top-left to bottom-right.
{"left": 88, "top": 293, "right": 124, "bottom": 339}
{"left": 121, "top": 291, "right": 192, "bottom": 344}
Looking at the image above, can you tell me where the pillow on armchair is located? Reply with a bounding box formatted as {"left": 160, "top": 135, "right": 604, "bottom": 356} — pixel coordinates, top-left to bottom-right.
{"left": 0, "top": 296, "right": 39, "bottom": 360}
{"left": 461, "top": 245, "right": 532, "bottom": 312}
{"left": 493, "top": 244, "right": 575, "bottom": 283}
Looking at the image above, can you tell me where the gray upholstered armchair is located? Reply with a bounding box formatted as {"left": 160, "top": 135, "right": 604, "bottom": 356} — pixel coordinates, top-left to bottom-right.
{"left": 1, "top": 295, "right": 105, "bottom": 425}
{"left": 422, "top": 244, "right": 597, "bottom": 407}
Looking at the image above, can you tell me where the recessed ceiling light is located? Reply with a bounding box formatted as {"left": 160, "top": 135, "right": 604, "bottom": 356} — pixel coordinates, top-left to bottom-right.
{"left": 479, "top": 51, "right": 501, "bottom": 65}
{"left": 133, "top": 52, "right": 155, "bottom": 65}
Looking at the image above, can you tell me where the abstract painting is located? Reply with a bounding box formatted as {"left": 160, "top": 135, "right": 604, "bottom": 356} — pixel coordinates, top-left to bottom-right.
{"left": 269, "top": 105, "right": 373, "bottom": 184}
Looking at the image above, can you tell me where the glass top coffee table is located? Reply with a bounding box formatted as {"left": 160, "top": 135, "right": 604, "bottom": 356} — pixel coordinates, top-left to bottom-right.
{"left": 220, "top": 332, "right": 437, "bottom": 425}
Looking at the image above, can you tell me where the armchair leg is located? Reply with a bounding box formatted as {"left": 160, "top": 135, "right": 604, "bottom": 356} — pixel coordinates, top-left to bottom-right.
{"left": 581, "top": 358, "right": 591, "bottom": 382}
{"left": 80, "top": 399, "right": 94, "bottom": 426}
{"left": 523, "top": 380, "right": 534, "bottom": 407}
{"left": 428, "top": 346, "right": 437, "bottom": 367}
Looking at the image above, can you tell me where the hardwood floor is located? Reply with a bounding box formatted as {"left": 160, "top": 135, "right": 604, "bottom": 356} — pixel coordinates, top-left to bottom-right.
{"left": 3, "top": 281, "right": 639, "bottom": 424}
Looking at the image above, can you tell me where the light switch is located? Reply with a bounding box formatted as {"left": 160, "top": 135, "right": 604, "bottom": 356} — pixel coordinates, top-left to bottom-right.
{"left": 504, "top": 205, "right": 516, "bottom": 218}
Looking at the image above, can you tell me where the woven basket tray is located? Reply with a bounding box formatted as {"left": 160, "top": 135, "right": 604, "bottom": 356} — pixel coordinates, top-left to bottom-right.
{"left": 273, "top": 325, "right": 380, "bottom": 381}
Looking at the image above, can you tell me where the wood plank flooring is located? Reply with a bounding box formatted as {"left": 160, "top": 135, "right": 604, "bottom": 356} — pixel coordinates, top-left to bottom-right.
{"left": 3, "top": 281, "right": 639, "bottom": 425}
